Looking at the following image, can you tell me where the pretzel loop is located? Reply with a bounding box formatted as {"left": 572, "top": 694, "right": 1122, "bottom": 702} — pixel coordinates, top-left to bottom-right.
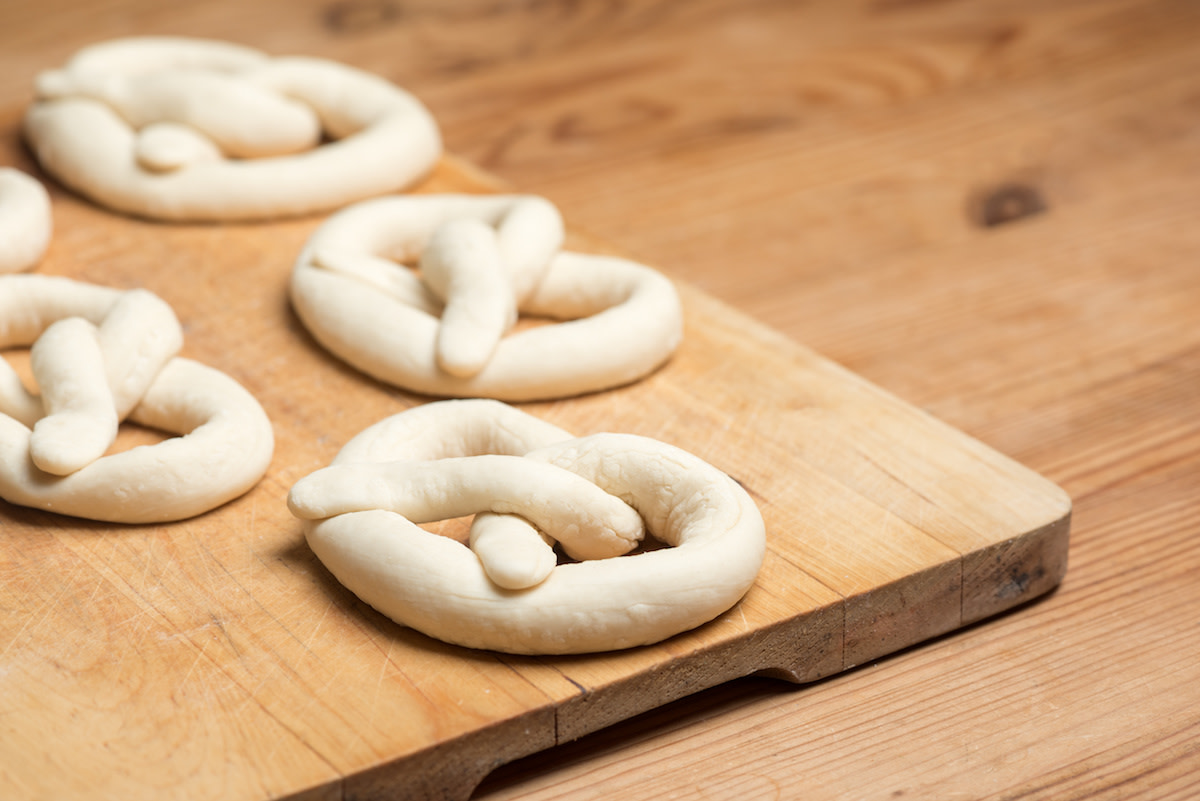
{"left": 0, "top": 169, "right": 52, "bottom": 274}
{"left": 23, "top": 36, "right": 442, "bottom": 221}
{"left": 290, "top": 194, "right": 684, "bottom": 401}
{"left": 0, "top": 275, "right": 273, "bottom": 522}
{"left": 288, "top": 400, "right": 765, "bottom": 655}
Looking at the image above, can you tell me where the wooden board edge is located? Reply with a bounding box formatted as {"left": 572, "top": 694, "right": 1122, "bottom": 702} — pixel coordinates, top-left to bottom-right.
{"left": 961, "top": 508, "right": 1072, "bottom": 626}
{"left": 551, "top": 600, "right": 846, "bottom": 746}
{"left": 277, "top": 706, "right": 559, "bottom": 801}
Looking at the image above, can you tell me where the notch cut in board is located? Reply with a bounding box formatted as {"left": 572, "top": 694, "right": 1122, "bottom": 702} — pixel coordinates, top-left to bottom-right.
{"left": 0, "top": 155, "right": 1070, "bottom": 801}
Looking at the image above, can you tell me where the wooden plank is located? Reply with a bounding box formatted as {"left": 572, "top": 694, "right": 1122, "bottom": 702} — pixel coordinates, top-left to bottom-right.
{"left": 0, "top": 149, "right": 1067, "bottom": 800}
{"left": 445, "top": 1, "right": 1200, "bottom": 794}
{"left": 0, "top": 4, "right": 1093, "bottom": 797}
{"left": 0, "top": 4, "right": 1197, "bottom": 801}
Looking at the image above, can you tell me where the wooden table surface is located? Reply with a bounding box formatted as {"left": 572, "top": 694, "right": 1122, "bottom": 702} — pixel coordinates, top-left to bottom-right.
{"left": 3, "top": 1, "right": 1199, "bottom": 798}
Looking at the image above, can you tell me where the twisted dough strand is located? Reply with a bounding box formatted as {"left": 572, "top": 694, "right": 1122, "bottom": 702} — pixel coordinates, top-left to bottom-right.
{"left": 0, "top": 275, "right": 273, "bottom": 522}
{"left": 289, "top": 400, "right": 765, "bottom": 654}
{"left": 23, "top": 37, "right": 441, "bottom": 221}
{"left": 291, "top": 194, "right": 683, "bottom": 401}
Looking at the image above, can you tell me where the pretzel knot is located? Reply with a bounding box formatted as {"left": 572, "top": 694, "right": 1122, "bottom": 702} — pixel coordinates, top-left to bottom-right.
{"left": 22, "top": 36, "right": 441, "bottom": 221}
{"left": 290, "top": 194, "right": 684, "bottom": 401}
{"left": 0, "top": 275, "right": 274, "bottom": 522}
{"left": 287, "top": 400, "right": 765, "bottom": 655}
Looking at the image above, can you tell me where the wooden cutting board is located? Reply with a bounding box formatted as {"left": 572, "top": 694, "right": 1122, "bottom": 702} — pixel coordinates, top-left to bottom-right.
{"left": 0, "top": 152, "right": 1070, "bottom": 801}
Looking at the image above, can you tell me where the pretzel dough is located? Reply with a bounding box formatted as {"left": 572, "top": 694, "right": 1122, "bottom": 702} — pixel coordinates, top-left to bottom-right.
{"left": 290, "top": 194, "right": 684, "bottom": 400}
{"left": 288, "top": 400, "right": 766, "bottom": 654}
{"left": 0, "top": 275, "right": 273, "bottom": 522}
{"left": 22, "top": 37, "right": 441, "bottom": 221}
{"left": 0, "top": 168, "right": 52, "bottom": 273}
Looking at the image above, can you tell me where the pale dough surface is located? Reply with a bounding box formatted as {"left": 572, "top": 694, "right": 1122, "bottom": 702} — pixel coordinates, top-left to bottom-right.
{"left": 0, "top": 275, "right": 274, "bottom": 522}
{"left": 290, "top": 194, "right": 684, "bottom": 401}
{"left": 288, "top": 400, "right": 766, "bottom": 655}
{"left": 0, "top": 168, "right": 52, "bottom": 273}
{"left": 23, "top": 37, "right": 441, "bottom": 221}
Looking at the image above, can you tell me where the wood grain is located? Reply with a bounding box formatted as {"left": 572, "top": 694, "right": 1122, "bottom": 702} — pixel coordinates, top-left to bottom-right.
{"left": 1, "top": 0, "right": 1197, "bottom": 799}
{"left": 0, "top": 151, "right": 1067, "bottom": 799}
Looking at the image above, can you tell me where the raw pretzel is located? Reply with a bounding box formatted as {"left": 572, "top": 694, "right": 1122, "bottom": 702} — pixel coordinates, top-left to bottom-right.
{"left": 290, "top": 194, "right": 684, "bottom": 401}
{"left": 0, "top": 168, "right": 52, "bottom": 273}
{"left": 288, "top": 400, "right": 766, "bottom": 655}
{"left": 22, "top": 36, "right": 441, "bottom": 221}
{"left": 0, "top": 275, "right": 273, "bottom": 522}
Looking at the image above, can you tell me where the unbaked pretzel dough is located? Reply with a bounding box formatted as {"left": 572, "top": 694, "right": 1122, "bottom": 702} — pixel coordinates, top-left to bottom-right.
{"left": 288, "top": 400, "right": 766, "bottom": 654}
{"left": 0, "top": 168, "right": 52, "bottom": 273}
{"left": 290, "top": 194, "right": 684, "bottom": 401}
{"left": 0, "top": 275, "right": 273, "bottom": 522}
{"left": 22, "top": 37, "right": 441, "bottom": 221}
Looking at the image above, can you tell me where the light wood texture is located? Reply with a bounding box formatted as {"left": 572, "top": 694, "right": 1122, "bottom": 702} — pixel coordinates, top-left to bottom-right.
{"left": 0, "top": 151, "right": 1068, "bottom": 799}
{"left": 0, "top": 1, "right": 1195, "bottom": 799}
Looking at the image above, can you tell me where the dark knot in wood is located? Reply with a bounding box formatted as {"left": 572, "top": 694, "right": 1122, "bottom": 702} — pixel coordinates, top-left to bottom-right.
{"left": 972, "top": 183, "right": 1047, "bottom": 228}
{"left": 323, "top": 0, "right": 399, "bottom": 34}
